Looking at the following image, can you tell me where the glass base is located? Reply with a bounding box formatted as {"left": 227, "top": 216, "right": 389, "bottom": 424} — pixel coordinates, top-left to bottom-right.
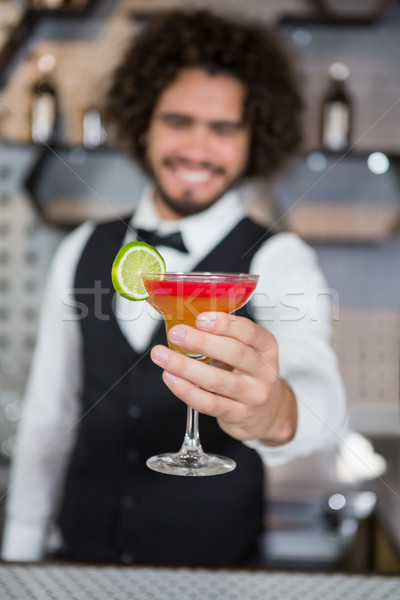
{"left": 146, "top": 451, "right": 236, "bottom": 476}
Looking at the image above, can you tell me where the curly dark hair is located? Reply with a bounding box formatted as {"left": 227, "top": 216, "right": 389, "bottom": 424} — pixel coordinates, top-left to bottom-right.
{"left": 104, "top": 9, "right": 303, "bottom": 179}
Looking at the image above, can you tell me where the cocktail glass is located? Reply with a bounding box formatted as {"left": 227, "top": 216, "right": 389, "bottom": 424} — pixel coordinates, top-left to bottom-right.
{"left": 143, "top": 272, "right": 259, "bottom": 476}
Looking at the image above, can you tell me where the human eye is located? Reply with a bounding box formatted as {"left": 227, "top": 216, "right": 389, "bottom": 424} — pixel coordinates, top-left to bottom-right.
{"left": 160, "top": 114, "right": 192, "bottom": 129}
{"left": 212, "top": 122, "right": 243, "bottom": 136}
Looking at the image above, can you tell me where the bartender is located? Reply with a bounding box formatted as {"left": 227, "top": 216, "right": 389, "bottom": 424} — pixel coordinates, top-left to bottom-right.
{"left": 1, "top": 8, "right": 346, "bottom": 565}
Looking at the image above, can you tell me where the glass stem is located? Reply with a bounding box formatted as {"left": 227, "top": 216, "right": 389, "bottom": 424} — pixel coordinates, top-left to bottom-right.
{"left": 180, "top": 407, "right": 204, "bottom": 455}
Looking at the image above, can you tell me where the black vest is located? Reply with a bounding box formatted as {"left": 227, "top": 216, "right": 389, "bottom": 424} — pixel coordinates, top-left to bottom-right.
{"left": 57, "top": 215, "right": 273, "bottom": 566}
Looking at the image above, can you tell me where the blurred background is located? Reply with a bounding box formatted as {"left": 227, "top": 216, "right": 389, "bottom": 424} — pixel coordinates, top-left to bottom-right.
{"left": 0, "top": 0, "right": 399, "bottom": 574}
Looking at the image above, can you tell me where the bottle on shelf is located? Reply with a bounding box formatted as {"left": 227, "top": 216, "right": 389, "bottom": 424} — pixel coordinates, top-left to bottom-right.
{"left": 82, "top": 107, "right": 107, "bottom": 149}
{"left": 31, "top": 54, "right": 58, "bottom": 145}
{"left": 320, "top": 62, "right": 352, "bottom": 152}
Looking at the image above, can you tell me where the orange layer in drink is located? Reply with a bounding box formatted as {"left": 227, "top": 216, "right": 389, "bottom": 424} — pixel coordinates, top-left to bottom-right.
{"left": 143, "top": 276, "right": 257, "bottom": 356}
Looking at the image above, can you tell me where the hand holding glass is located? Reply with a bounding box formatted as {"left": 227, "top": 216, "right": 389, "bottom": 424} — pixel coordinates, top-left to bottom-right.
{"left": 143, "top": 272, "right": 259, "bottom": 476}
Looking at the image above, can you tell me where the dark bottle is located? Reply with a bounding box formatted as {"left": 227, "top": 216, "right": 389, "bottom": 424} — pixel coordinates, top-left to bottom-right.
{"left": 31, "top": 54, "right": 58, "bottom": 145}
{"left": 320, "top": 62, "right": 352, "bottom": 152}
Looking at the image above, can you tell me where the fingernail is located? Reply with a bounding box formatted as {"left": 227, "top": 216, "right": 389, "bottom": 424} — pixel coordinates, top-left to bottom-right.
{"left": 169, "top": 326, "right": 186, "bottom": 342}
{"left": 152, "top": 347, "right": 169, "bottom": 365}
{"left": 163, "top": 371, "right": 176, "bottom": 384}
{"left": 196, "top": 313, "right": 217, "bottom": 330}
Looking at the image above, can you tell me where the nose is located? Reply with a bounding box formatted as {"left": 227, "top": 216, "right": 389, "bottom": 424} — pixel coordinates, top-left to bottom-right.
{"left": 182, "top": 123, "right": 212, "bottom": 159}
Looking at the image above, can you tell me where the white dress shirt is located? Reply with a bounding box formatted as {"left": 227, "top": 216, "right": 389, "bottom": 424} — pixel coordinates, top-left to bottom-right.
{"left": 1, "top": 187, "right": 346, "bottom": 562}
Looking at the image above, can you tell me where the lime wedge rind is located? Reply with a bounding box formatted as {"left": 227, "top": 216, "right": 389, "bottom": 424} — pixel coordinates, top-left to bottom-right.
{"left": 111, "top": 241, "right": 166, "bottom": 301}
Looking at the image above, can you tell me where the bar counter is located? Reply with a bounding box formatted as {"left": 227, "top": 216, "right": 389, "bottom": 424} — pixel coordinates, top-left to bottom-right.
{"left": 0, "top": 563, "right": 399, "bottom": 600}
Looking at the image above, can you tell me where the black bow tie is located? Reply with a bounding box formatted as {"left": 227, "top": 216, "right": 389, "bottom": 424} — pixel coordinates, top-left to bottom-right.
{"left": 136, "top": 228, "right": 188, "bottom": 253}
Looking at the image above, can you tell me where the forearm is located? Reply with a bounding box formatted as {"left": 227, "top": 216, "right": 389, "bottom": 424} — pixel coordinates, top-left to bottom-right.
{"left": 245, "top": 355, "right": 347, "bottom": 466}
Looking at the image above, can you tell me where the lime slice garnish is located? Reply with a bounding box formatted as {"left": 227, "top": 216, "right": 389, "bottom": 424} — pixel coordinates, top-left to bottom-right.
{"left": 111, "top": 241, "right": 166, "bottom": 301}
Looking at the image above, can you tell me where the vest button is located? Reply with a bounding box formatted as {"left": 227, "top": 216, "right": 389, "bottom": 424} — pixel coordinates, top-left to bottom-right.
{"left": 128, "top": 405, "right": 142, "bottom": 418}
{"left": 127, "top": 448, "right": 139, "bottom": 464}
{"left": 120, "top": 552, "right": 134, "bottom": 564}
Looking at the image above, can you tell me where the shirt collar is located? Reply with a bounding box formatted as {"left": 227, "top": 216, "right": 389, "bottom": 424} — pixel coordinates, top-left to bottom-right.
{"left": 131, "top": 185, "right": 245, "bottom": 260}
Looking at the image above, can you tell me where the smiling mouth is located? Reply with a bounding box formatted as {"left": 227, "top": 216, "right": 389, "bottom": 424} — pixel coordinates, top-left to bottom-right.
{"left": 165, "top": 159, "right": 224, "bottom": 185}
{"left": 175, "top": 168, "right": 213, "bottom": 183}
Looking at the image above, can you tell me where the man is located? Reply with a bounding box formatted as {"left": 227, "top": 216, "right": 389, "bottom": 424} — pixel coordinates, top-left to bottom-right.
{"left": 1, "top": 9, "right": 346, "bottom": 565}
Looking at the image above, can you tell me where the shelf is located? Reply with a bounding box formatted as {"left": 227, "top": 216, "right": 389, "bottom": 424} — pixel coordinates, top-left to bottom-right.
{"left": 23, "top": 144, "right": 148, "bottom": 226}
{"left": 285, "top": 203, "right": 400, "bottom": 243}
{"left": 275, "top": 151, "right": 400, "bottom": 243}
{"left": 313, "top": 0, "right": 393, "bottom": 24}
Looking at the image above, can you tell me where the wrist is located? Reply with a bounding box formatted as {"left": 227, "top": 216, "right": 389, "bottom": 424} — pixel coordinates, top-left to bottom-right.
{"left": 259, "top": 379, "right": 297, "bottom": 447}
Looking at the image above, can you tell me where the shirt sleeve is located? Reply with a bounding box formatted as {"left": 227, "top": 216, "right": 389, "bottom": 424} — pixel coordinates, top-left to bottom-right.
{"left": 1, "top": 222, "right": 94, "bottom": 562}
{"left": 244, "top": 232, "right": 347, "bottom": 466}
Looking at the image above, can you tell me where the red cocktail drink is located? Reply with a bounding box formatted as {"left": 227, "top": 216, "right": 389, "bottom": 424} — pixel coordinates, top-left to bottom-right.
{"left": 143, "top": 273, "right": 258, "bottom": 357}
